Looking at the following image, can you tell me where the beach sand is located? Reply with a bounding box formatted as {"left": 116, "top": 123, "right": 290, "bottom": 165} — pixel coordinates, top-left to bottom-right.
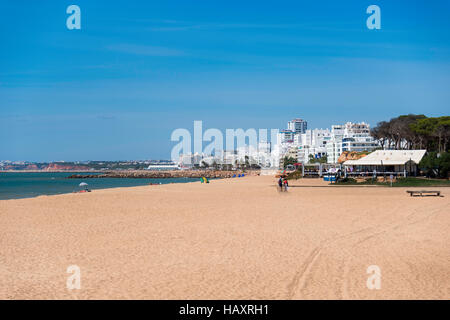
{"left": 0, "top": 176, "right": 449, "bottom": 299}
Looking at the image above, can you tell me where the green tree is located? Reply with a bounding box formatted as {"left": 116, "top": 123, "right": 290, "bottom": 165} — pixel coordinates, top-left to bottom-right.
{"left": 410, "top": 116, "right": 450, "bottom": 153}
{"left": 419, "top": 152, "right": 450, "bottom": 178}
{"left": 372, "top": 114, "right": 449, "bottom": 153}
{"left": 308, "top": 154, "right": 328, "bottom": 164}
{"left": 200, "top": 161, "right": 209, "bottom": 168}
{"left": 283, "top": 156, "right": 297, "bottom": 169}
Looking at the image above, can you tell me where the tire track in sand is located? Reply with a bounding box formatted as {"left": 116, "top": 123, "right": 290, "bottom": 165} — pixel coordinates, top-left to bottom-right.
{"left": 287, "top": 247, "right": 322, "bottom": 299}
{"left": 288, "top": 202, "right": 444, "bottom": 299}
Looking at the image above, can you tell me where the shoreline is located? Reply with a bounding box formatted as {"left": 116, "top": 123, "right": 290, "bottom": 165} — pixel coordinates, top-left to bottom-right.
{"left": 0, "top": 179, "right": 202, "bottom": 202}
{"left": 0, "top": 176, "right": 200, "bottom": 201}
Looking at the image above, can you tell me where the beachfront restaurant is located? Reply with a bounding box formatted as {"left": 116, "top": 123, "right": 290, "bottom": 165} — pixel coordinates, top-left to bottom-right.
{"left": 300, "top": 162, "right": 341, "bottom": 177}
{"left": 343, "top": 150, "right": 427, "bottom": 177}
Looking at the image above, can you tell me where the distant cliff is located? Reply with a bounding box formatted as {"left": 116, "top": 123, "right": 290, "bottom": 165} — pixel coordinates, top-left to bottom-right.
{"left": 67, "top": 170, "right": 260, "bottom": 179}
{"left": 44, "top": 163, "right": 90, "bottom": 171}
{"left": 1, "top": 163, "right": 90, "bottom": 171}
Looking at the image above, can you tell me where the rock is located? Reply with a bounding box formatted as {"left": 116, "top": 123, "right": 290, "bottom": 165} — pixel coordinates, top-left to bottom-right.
{"left": 337, "top": 151, "right": 369, "bottom": 164}
{"left": 67, "top": 170, "right": 259, "bottom": 179}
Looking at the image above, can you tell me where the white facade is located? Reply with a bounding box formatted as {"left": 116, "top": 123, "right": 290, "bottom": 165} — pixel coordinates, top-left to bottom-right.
{"left": 293, "top": 133, "right": 302, "bottom": 146}
{"left": 298, "top": 146, "right": 327, "bottom": 163}
{"left": 294, "top": 129, "right": 331, "bottom": 164}
{"left": 287, "top": 118, "right": 307, "bottom": 134}
{"left": 179, "top": 152, "right": 206, "bottom": 167}
{"left": 277, "top": 130, "right": 295, "bottom": 144}
{"left": 301, "top": 129, "right": 331, "bottom": 148}
{"left": 327, "top": 122, "right": 379, "bottom": 164}
{"left": 273, "top": 117, "right": 309, "bottom": 168}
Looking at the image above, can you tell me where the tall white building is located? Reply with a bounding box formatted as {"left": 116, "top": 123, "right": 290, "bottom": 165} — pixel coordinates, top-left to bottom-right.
{"left": 326, "top": 122, "right": 379, "bottom": 164}
{"left": 297, "top": 129, "right": 331, "bottom": 163}
{"left": 301, "top": 129, "right": 331, "bottom": 149}
{"left": 326, "top": 125, "right": 345, "bottom": 164}
{"left": 277, "top": 130, "right": 295, "bottom": 144}
{"left": 287, "top": 118, "right": 307, "bottom": 134}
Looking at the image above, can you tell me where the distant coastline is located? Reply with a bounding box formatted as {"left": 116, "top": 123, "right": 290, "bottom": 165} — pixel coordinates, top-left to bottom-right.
{"left": 0, "top": 170, "right": 102, "bottom": 173}
{"left": 0, "top": 160, "right": 176, "bottom": 172}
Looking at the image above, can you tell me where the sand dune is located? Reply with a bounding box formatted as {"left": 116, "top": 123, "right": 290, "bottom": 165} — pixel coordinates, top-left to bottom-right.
{"left": 0, "top": 176, "right": 448, "bottom": 299}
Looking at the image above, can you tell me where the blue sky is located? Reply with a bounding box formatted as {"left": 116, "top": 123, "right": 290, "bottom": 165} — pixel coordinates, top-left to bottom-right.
{"left": 1, "top": 0, "right": 449, "bottom": 161}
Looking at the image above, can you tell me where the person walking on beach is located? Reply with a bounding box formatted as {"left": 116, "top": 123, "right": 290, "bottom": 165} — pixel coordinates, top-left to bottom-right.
{"left": 278, "top": 177, "right": 283, "bottom": 191}
{"left": 283, "top": 178, "right": 289, "bottom": 192}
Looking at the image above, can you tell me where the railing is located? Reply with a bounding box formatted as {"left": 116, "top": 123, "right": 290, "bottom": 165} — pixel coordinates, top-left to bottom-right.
{"left": 345, "top": 171, "right": 407, "bottom": 177}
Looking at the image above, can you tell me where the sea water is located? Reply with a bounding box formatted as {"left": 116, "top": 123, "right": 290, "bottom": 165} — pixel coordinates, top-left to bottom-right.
{"left": 0, "top": 172, "right": 198, "bottom": 200}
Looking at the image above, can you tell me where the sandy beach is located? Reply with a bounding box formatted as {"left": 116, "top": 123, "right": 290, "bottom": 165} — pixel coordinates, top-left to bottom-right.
{"left": 0, "top": 176, "right": 449, "bottom": 300}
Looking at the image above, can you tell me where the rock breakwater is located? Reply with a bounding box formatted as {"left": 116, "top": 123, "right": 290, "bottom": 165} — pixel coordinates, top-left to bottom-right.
{"left": 67, "top": 170, "right": 260, "bottom": 179}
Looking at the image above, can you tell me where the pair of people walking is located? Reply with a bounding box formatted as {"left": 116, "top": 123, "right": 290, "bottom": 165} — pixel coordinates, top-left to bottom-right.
{"left": 278, "top": 177, "right": 289, "bottom": 192}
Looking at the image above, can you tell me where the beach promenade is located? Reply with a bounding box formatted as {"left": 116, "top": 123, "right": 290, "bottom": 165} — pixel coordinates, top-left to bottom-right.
{"left": 0, "top": 176, "right": 448, "bottom": 299}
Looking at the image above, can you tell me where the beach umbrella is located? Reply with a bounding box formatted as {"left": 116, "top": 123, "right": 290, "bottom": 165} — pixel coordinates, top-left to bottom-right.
{"left": 79, "top": 182, "right": 88, "bottom": 187}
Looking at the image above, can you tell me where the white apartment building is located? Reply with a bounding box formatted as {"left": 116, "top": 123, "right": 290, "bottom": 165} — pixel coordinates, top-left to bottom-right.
{"left": 287, "top": 118, "right": 308, "bottom": 134}
{"left": 274, "top": 117, "right": 378, "bottom": 168}
{"left": 277, "top": 130, "right": 295, "bottom": 144}
{"left": 179, "top": 153, "right": 204, "bottom": 167}
{"left": 327, "top": 122, "right": 379, "bottom": 164}
{"left": 293, "top": 129, "right": 331, "bottom": 164}
{"left": 293, "top": 134, "right": 302, "bottom": 146}
{"left": 276, "top": 118, "right": 309, "bottom": 167}
{"left": 301, "top": 129, "right": 331, "bottom": 149}
{"left": 298, "top": 145, "right": 328, "bottom": 163}
{"left": 326, "top": 125, "right": 345, "bottom": 164}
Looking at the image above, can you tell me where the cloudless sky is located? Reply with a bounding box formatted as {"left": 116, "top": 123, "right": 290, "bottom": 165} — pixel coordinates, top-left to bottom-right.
{"left": 1, "top": 0, "right": 449, "bottom": 161}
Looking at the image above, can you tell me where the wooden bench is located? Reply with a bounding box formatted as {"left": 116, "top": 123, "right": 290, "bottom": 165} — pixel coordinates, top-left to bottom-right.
{"left": 406, "top": 190, "right": 441, "bottom": 197}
